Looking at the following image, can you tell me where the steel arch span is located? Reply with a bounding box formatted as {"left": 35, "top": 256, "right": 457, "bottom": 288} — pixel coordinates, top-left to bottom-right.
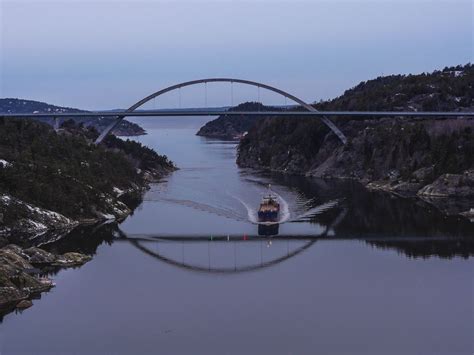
{"left": 94, "top": 78, "right": 347, "bottom": 144}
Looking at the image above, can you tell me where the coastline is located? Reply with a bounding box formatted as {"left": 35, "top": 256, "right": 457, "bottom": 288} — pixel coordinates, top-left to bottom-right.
{"left": 0, "top": 168, "right": 174, "bottom": 318}
{"left": 0, "top": 118, "right": 176, "bottom": 317}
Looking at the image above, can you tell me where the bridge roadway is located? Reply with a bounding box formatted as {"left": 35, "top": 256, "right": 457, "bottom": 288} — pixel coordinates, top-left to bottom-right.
{"left": 1, "top": 109, "right": 473, "bottom": 118}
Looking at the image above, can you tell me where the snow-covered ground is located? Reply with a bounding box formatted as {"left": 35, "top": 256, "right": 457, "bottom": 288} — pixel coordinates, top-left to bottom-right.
{"left": 0, "top": 194, "right": 78, "bottom": 237}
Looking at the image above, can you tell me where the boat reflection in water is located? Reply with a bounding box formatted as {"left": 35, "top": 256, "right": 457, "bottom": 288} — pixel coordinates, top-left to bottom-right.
{"left": 258, "top": 223, "right": 279, "bottom": 236}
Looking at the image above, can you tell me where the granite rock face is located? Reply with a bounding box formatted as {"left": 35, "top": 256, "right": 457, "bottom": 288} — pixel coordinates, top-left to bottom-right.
{"left": 417, "top": 170, "right": 474, "bottom": 197}
{"left": 367, "top": 181, "right": 424, "bottom": 198}
{"left": 238, "top": 117, "right": 473, "bottom": 218}
{"left": 16, "top": 299, "right": 33, "bottom": 309}
{"left": 0, "top": 195, "right": 78, "bottom": 238}
{"left": 0, "top": 244, "right": 91, "bottom": 313}
{"left": 56, "top": 252, "right": 92, "bottom": 266}
{"left": 238, "top": 118, "right": 473, "bottom": 180}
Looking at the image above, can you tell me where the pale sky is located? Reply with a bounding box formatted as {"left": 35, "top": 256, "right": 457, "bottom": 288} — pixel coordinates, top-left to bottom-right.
{"left": 0, "top": 0, "right": 472, "bottom": 110}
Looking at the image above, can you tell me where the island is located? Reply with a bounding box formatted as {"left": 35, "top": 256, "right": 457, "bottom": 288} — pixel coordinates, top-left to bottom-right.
{"left": 196, "top": 102, "right": 279, "bottom": 139}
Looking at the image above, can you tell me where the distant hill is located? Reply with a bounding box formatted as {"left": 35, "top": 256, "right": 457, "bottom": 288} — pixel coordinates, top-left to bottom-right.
{"left": 0, "top": 98, "right": 145, "bottom": 136}
{"left": 196, "top": 102, "right": 281, "bottom": 139}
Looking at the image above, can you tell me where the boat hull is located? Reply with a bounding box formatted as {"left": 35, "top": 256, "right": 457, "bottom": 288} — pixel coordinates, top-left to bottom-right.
{"left": 258, "top": 210, "right": 279, "bottom": 222}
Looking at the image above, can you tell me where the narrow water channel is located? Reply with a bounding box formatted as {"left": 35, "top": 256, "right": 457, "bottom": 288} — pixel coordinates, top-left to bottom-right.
{"left": 1, "top": 117, "right": 473, "bottom": 355}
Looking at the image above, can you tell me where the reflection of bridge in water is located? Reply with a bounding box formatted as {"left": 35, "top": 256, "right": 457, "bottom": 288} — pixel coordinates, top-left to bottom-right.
{"left": 114, "top": 208, "right": 347, "bottom": 274}
{"left": 112, "top": 202, "right": 474, "bottom": 272}
{"left": 125, "top": 237, "right": 317, "bottom": 275}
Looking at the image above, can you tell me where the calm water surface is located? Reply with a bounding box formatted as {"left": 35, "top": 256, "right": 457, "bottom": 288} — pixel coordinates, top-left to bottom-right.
{"left": 1, "top": 117, "right": 473, "bottom": 355}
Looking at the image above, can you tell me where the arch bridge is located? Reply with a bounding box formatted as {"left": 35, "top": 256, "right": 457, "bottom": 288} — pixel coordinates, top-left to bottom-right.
{"left": 94, "top": 78, "right": 348, "bottom": 145}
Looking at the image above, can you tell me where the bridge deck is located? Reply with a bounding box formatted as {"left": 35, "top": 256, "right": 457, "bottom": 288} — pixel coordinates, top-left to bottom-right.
{"left": 1, "top": 110, "right": 473, "bottom": 118}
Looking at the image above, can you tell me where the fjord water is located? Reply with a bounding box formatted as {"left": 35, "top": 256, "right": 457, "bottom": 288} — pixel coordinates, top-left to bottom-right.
{"left": 1, "top": 117, "right": 473, "bottom": 355}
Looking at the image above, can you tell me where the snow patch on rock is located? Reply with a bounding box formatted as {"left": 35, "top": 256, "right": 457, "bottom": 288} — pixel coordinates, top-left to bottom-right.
{"left": 0, "top": 194, "right": 78, "bottom": 237}
{"left": 0, "top": 159, "right": 12, "bottom": 168}
{"left": 113, "top": 187, "right": 125, "bottom": 197}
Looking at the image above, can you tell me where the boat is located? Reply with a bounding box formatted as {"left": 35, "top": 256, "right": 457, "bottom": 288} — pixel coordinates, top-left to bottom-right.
{"left": 258, "top": 185, "right": 280, "bottom": 223}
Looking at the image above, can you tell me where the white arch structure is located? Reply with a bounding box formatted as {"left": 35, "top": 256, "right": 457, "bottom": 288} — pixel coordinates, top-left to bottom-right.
{"left": 95, "top": 78, "right": 347, "bottom": 144}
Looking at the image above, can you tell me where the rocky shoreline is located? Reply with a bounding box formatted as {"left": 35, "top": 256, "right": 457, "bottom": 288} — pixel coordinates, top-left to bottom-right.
{"left": 0, "top": 118, "right": 176, "bottom": 239}
{"left": 0, "top": 169, "right": 175, "bottom": 319}
{"left": 0, "top": 243, "right": 91, "bottom": 317}
{"left": 237, "top": 117, "right": 474, "bottom": 219}
{"left": 0, "top": 167, "right": 172, "bottom": 242}
{"left": 236, "top": 65, "right": 474, "bottom": 219}
{"left": 0, "top": 118, "right": 177, "bottom": 318}
{"left": 365, "top": 170, "right": 474, "bottom": 218}
{"left": 0, "top": 161, "right": 175, "bottom": 318}
{"left": 237, "top": 120, "right": 474, "bottom": 219}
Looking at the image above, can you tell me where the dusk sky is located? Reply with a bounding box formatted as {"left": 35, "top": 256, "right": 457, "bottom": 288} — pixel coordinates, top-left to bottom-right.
{"left": 1, "top": 0, "right": 472, "bottom": 110}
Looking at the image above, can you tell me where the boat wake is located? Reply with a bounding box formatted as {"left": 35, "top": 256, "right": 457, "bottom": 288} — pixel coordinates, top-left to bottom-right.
{"left": 230, "top": 191, "right": 340, "bottom": 225}
{"left": 230, "top": 192, "right": 290, "bottom": 225}
{"left": 160, "top": 198, "right": 247, "bottom": 222}
{"left": 290, "top": 199, "right": 342, "bottom": 222}
{"left": 158, "top": 188, "right": 341, "bottom": 226}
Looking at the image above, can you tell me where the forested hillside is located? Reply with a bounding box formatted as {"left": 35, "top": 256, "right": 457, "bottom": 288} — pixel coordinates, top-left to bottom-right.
{"left": 0, "top": 118, "right": 175, "bottom": 236}
{"left": 315, "top": 64, "right": 473, "bottom": 111}
{"left": 237, "top": 64, "right": 474, "bottom": 212}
